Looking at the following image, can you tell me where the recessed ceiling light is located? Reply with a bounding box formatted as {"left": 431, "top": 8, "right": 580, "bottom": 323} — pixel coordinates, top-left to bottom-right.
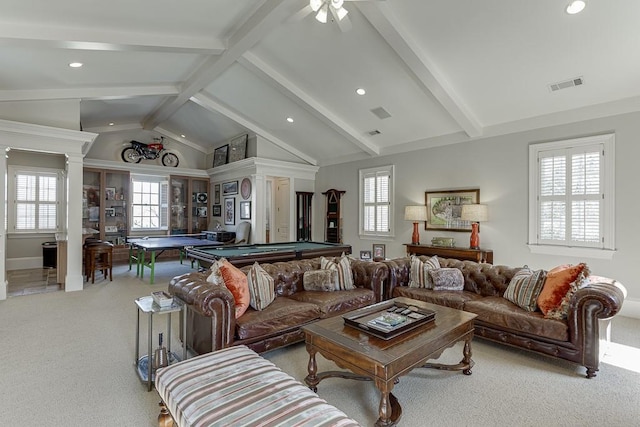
{"left": 356, "top": 88, "right": 366, "bottom": 96}
{"left": 181, "top": 134, "right": 186, "bottom": 138}
{"left": 286, "top": 117, "right": 294, "bottom": 123}
{"left": 108, "top": 122, "right": 114, "bottom": 126}
{"left": 566, "top": 1, "right": 586, "bottom": 14}
{"left": 68, "top": 62, "right": 83, "bottom": 68}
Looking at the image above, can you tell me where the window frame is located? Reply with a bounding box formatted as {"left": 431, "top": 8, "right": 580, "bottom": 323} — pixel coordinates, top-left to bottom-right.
{"left": 359, "top": 165, "right": 394, "bottom": 239}
{"left": 528, "top": 133, "right": 615, "bottom": 259}
{"left": 130, "top": 174, "right": 169, "bottom": 231}
{"left": 7, "top": 166, "right": 65, "bottom": 234}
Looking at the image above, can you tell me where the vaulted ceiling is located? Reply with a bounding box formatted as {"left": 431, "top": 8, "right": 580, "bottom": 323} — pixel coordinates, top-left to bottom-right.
{"left": 2, "top": 0, "right": 639, "bottom": 166}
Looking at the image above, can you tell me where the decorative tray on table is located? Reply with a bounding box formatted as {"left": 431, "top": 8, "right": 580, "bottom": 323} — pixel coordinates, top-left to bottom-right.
{"left": 343, "top": 300, "right": 436, "bottom": 340}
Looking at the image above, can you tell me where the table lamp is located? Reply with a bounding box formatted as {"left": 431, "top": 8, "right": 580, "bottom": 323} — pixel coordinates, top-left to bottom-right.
{"left": 461, "top": 204, "right": 488, "bottom": 249}
{"left": 404, "top": 205, "right": 428, "bottom": 245}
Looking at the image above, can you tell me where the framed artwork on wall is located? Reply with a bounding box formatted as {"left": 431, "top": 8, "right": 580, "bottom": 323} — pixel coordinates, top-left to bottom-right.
{"left": 224, "top": 197, "right": 235, "bottom": 225}
{"left": 214, "top": 184, "right": 221, "bottom": 204}
{"left": 425, "top": 189, "right": 479, "bottom": 231}
{"left": 222, "top": 181, "right": 238, "bottom": 196}
{"left": 212, "top": 205, "right": 222, "bottom": 217}
{"left": 240, "top": 201, "right": 251, "bottom": 219}
{"left": 228, "top": 134, "right": 248, "bottom": 163}
{"left": 213, "top": 145, "right": 229, "bottom": 167}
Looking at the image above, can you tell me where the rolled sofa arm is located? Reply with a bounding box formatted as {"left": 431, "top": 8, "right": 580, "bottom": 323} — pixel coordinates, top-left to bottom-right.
{"left": 568, "top": 278, "right": 626, "bottom": 329}
{"left": 381, "top": 258, "right": 412, "bottom": 299}
{"left": 168, "top": 272, "right": 236, "bottom": 351}
{"left": 349, "top": 259, "right": 388, "bottom": 302}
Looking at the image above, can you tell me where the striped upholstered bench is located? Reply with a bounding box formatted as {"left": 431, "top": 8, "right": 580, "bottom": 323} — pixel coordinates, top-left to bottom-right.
{"left": 155, "top": 345, "right": 360, "bottom": 427}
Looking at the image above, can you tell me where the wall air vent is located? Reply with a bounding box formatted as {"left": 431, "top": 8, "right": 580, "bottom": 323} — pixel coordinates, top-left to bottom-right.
{"left": 549, "top": 76, "right": 584, "bottom": 92}
{"left": 368, "top": 130, "right": 381, "bottom": 136}
{"left": 370, "top": 107, "right": 391, "bottom": 120}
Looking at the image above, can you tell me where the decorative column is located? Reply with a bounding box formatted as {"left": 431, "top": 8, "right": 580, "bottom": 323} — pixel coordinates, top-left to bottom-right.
{"left": 65, "top": 153, "right": 84, "bottom": 291}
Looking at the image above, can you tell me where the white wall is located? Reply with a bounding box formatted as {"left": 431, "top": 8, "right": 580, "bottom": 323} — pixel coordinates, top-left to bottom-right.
{"left": 0, "top": 100, "right": 80, "bottom": 130}
{"left": 315, "top": 111, "right": 640, "bottom": 310}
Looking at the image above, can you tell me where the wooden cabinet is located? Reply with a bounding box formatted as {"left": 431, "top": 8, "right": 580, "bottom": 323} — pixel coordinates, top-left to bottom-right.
{"left": 169, "top": 176, "right": 209, "bottom": 234}
{"left": 404, "top": 244, "right": 493, "bottom": 264}
{"left": 322, "top": 189, "right": 345, "bottom": 243}
{"left": 296, "top": 192, "right": 313, "bottom": 241}
{"left": 83, "top": 168, "right": 129, "bottom": 261}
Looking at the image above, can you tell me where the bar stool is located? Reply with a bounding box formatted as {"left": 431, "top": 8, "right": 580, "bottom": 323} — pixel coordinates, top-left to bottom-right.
{"left": 84, "top": 241, "right": 114, "bottom": 283}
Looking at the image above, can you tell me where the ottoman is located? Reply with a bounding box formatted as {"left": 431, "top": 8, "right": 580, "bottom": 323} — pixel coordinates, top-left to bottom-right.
{"left": 155, "top": 345, "right": 360, "bottom": 427}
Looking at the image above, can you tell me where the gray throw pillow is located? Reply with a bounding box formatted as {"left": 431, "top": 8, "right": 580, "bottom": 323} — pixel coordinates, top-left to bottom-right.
{"left": 429, "top": 268, "right": 464, "bottom": 291}
{"left": 303, "top": 269, "right": 338, "bottom": 292}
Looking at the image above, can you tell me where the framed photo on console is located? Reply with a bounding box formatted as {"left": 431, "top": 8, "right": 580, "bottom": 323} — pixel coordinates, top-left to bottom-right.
{"left": 425, "top": 189, "right": 479, "bottom": 231}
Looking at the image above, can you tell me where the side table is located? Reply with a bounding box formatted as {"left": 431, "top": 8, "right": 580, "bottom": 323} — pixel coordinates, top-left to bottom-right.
{"left": 134, "top": 296, "right": 187, "bottom": 391}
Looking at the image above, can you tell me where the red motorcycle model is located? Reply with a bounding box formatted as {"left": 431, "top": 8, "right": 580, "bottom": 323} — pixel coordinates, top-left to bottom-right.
{"left": 121, "top": 137, "right": 179, "bottom": 167}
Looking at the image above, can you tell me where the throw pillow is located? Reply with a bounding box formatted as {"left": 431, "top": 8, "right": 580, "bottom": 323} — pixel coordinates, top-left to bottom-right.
{"left": 320, "top": 254, "right": 354, "bottom": 290}
{"left": 303, "top": 269, "right": 338, "bottom": 292}
{"left": 246, "top": 262, "right": 275, "bottom": 311}
{"left": 408, "top": 255, "right": 440, "bottom": 289}
{"left": 544, "top": 265, "right": 591, "bottom": 320}
{"left": 218, "top": 258, "right": 250, "bottom": 318}
{"left": 503, "top": 268, "right": 547, "bottom": 312}
{"left": 429, "top": 268, "right": 464, "bottom": 291}
{"left": 206, "top": 260, "right": 225, "bottom": 286}
{"left": 537, "top": 263, "right": 589, "bottom": 316}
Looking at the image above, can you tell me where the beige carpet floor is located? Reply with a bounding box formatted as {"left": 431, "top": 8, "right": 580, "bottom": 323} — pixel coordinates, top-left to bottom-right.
{"left": 0, "top": 261, "right": 639, "bottom": 426}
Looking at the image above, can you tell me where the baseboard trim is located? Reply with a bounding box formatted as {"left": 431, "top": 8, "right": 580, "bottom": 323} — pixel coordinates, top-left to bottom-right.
{"left": 6, "top": 257, "right": 43, "bottom": 271}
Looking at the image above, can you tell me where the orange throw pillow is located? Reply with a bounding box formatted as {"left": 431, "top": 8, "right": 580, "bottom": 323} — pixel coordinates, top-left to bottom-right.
{"left": 218, "top": 259, "right": 250, "bottom": 318}
{"left": 537, "top": 263, "right": 587, "bottom": 315}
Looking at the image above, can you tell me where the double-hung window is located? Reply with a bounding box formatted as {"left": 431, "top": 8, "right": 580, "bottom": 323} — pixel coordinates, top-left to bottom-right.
{"left": 131, "top": 174, "right": 168, "bottom": 230}
{"left": 528, "top": 134, "right": 615, "bottom": 257}
{"left": 359, "top": 165, "right": 394, "bottom": 238}
{"left": 8, "top": 166, "right": 63, "bottom": 233}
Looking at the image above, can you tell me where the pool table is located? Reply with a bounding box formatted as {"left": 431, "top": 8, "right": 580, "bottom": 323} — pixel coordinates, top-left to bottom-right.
{"left": 185, "top": 241, "right": 352, "bottom": 269}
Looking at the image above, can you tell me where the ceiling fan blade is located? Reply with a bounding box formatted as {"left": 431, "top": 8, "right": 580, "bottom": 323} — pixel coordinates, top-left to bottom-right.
{"left": 331, "top": 7, "right": 353, "bottom": 32}
{"left": 287, "top": 4, "right": 313, "bottom": 24}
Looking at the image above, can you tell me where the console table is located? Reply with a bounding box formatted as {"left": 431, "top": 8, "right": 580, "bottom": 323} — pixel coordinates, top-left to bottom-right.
{"left": 404, "top": 244, "right": 493, "bottom": 264}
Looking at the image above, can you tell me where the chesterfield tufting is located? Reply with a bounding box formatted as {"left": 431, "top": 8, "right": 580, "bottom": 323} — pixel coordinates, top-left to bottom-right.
{"left": 383, "top": 257, "right": 626, "bottom": 378}
{"left": 168, "top": 257, "right": 387, "bottom": 355}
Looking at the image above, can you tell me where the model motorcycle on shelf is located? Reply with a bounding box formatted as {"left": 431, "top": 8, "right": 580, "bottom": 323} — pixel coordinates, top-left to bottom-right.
{"left": 121, "top": 137, "right": 179, "bottom": 167}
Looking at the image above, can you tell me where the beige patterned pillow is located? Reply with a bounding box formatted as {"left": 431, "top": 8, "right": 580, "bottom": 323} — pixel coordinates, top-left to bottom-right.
{"left": 429, "top": 268, "right": 464, "bottom": 291}
{"left": 246, "top": 262, "right": 275, "bottom": 311}
{"left": 303, "top": 269, "right": 338, "bottom": 291}
{"left": 206, "top": 259, "right": 225, "bottom": 285}
{"left": 320, "top": 254, "right": 354, "bottom": 290}
{"left": 409, "top": 255, "right": 440, "bottom": 289}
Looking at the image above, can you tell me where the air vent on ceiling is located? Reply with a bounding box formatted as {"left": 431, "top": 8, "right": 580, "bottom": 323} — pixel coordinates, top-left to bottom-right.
{"left": 549, "top": 76, "right": 584, "bottom": 92}
{"left": 368, "top": 130, "right": 381, "bottom": 136}
{"left": 370, "top": 107, "right": 391, "bottom": 120}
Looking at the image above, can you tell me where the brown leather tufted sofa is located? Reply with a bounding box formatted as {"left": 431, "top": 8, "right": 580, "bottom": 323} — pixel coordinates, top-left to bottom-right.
{"left": 169, "top": 257, "right": 388, "bottom": 356}
{"left": 383, "top": 257, "right": 626, "bottom": 378}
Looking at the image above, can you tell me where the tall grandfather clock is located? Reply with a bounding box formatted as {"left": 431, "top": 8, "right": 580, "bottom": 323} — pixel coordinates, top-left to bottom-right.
{"left": 322, "top": 189, "right": 345, "bottom": 243}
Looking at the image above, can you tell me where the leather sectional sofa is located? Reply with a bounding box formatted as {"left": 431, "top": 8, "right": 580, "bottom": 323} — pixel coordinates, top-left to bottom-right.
{"left": 383, "top": 256, "right": 626, "bottom": 378}
{"left": 168, "top": 257, "right": 388, "bottom": 355}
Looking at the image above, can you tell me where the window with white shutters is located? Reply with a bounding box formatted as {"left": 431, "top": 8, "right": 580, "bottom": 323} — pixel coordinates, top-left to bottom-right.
{"left": 9, "top": 167, "right": 63, "bottom": 233}
{"left": 360, "top": 165, "right": 394, "bottom": 237}
{"left": 529, "top": 134, "right": 615, "bottom": 254}
{"left": 131, "top": 175, "right": 168, "bottom": 230}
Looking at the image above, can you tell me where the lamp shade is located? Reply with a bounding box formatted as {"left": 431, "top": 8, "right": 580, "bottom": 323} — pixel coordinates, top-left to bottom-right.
{"left": 404, "top": 205, "right": 428, "bottom": 222}
{"left": 461, "top": 204, "right": 488, "bottom": 222}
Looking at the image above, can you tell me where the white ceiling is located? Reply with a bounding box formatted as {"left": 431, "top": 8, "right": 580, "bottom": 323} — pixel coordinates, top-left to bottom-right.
{"left": 2, "top": 0, "right": 639, "bottom": 166}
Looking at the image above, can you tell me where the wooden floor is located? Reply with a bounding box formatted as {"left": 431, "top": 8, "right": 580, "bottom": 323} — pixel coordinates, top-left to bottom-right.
{"left": 7, "top": 268, "right": 61, "bottom": 297}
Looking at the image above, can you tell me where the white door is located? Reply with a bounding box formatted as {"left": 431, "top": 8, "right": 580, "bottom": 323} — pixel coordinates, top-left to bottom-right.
{"left": 274, "top": 178, "right": 290, "bottom": 242}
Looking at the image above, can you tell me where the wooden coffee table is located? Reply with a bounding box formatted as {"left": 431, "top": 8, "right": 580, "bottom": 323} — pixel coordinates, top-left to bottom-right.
{"left": 302, "top": 297, "right": 477, "bottom": 427}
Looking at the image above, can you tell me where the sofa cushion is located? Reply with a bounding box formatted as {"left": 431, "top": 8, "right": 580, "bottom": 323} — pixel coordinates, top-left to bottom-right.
{"left": 321, "top": 255, "right": 354, "bottom": 290}
{"left": 235, "top": 297, "right": 320, "bottom": 340}
{"left": 217, "top": 259, "right": 250, "bottom": 318}
{"left": 537, "top": 263, "right": 588, "bottom": 316}
{"left": 303, "top": 269, "right": 338, "bottom": 292}
{"left": 247, "top": 262, "right": 275, "bottom": 311}
{"left": 409, "top": 255, "right": 440, "bottom": 288}
{"left": 464, "top": 297, "right": 569, "bottom": 341}
{"left": 503, "top": 268, "right": 547, "bottom": 312}
{"left": 392, "top": 286, "right": 484, "bottom": 310}
{"left": 290, "top": 288, "right": 375, "bottom": 318}
{"left": 429, "top": 268, "right": 464, "bottom": 291}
